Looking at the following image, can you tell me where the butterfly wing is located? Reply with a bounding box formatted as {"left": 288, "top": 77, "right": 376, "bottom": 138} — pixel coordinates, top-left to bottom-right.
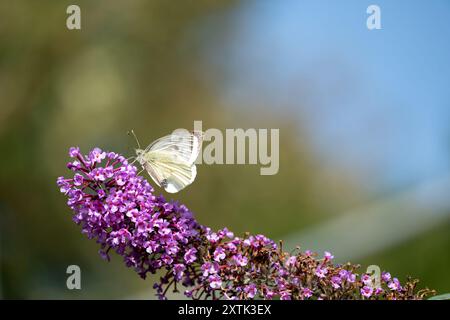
{"left": 143, "top": 158, "right": 196, "bottom": 193}
{"left": 141, "top": 131, "right": 203, "bottom": 193}
{"left": 146, "top": 130, "right": 203, "bottom": 165}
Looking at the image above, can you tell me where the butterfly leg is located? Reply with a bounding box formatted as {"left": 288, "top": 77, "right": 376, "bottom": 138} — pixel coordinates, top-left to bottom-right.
{"left": 127, "top": 156, "right": 137, "bottom": 165}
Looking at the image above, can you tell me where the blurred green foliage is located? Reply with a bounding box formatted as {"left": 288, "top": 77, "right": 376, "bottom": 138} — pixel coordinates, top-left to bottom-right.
{"left": 0, "top": 0, "right": 448, "bottom": 298}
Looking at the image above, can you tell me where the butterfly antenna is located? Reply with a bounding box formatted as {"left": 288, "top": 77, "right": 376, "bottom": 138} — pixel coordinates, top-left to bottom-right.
{"left": 127, "top": 130, "right": 141, "bottom": 149}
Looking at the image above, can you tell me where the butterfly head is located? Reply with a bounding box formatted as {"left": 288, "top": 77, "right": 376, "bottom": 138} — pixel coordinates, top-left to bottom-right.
{"left": 135, "top": 148, "right": 146, "bottom": 165}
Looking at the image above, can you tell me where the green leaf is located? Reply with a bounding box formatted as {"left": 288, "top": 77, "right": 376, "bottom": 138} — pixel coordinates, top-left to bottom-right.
{"left": 428, "top": 293, "right": 450, "bottom": 300}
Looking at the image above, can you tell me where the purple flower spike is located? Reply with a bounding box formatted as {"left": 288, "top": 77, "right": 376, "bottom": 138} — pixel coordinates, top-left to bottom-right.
{"left": 57, "top": 147, "right": 435, "bottom": 300}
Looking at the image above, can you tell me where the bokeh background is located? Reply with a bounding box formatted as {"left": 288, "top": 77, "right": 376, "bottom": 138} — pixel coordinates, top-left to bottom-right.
{"left": 1, "top": 0, "right": 449, "bottom": 299}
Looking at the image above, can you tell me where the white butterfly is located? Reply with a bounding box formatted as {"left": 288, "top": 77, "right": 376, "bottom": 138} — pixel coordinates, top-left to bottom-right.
{"left": 129, "top": 130, "right": 203, "bottom": 193}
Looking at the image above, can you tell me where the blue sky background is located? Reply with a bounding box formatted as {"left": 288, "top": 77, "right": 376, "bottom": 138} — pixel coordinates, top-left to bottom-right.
{"left": 200, "top": 0, "right": 450, "bottom": 192}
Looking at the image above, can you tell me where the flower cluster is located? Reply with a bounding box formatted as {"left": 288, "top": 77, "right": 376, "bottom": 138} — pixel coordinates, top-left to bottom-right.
{"left": 181, "top": 230, "right": 430, "bottom": 300}
{"left": 58, "top": 147, "right": 202, "bottom": 281}
{"left": 57, "top": 147, "right": 434, "bottom": 300}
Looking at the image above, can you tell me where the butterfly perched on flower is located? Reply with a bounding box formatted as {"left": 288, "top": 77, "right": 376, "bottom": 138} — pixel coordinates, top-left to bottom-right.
{"left": 129, "top": 129, "right": 203, "bottom": 193}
